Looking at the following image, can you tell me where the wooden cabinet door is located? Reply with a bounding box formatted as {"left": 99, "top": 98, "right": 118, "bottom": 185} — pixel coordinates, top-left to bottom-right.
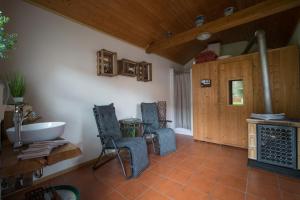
{"left": 218, "top": 59, "right": 253, "bottom": 148}
{"left": 192, "top": 62, "right": 220, "bottom": 143}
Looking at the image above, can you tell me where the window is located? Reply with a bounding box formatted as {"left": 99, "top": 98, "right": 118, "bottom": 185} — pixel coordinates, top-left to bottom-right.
{"left": 229, "top": 80, "right": 244, "bottom": 105}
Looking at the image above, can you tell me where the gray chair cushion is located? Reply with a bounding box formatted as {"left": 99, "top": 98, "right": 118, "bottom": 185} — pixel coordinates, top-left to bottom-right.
{"left": 94, "top": 103, "right": 149, "bottom": 177}
{"left": 115, "top": 137, "right": 149, "bottom": 177}
{"left": 94, "top": 104, "right": 122, "bottom": 140}
{"left": 141, "top": 102, "right": 176, "bottom": 156}
{"left": 156, "top": 128, "right": 177, "bottom": 156}
{"left": 141, "top": 103, "right": 160, "bottom": 132}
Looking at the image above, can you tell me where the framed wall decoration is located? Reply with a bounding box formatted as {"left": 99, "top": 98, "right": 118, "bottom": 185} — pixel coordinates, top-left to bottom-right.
{"left": 118, "top": 59, "right": 137, "bottom": 77}
{"left": 96, "top": 49, "right": 118, "bottom": 76}
{"left": 136, "top": 62, "right": 152, "bottom": 82}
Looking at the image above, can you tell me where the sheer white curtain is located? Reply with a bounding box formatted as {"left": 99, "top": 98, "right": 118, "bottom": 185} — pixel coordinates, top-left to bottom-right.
{"left": 174, "top": 71, "right": 191, "bottom": 129}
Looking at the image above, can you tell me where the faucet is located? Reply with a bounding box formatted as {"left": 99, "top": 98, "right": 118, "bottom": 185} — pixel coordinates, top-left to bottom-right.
{"left": 13, "top": 104, "right": 38, "bottom": 149}
{"left": 13, "top": 103, "right": 24, "bottom": 149}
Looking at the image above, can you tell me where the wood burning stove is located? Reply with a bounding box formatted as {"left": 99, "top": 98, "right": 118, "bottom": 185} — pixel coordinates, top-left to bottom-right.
{"left": 247, "top": 119, "right": 300, "bottom": 178}
{"left": 257, "top": 124, "right": 297, "bottom": 169}
{"left": 246, "top": 30, "right": 300, "bottom": 177}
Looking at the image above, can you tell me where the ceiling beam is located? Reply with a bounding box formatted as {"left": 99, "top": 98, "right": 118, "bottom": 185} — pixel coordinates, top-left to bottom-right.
{"left": 146, "top": 0, "right": 300, "bottom": 53}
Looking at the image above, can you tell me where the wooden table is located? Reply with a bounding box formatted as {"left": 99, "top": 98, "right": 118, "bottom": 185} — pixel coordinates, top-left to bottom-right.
{"left": 119, "top": 118, "right": 143, "bottom": 137}
{"left": 0, "top": 142, "right": 81, "bottom": 178}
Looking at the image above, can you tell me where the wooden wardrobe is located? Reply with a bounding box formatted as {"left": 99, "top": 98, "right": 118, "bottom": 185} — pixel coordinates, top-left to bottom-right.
{"left": 192, "top": 45, "right": 300, "bottom": 149}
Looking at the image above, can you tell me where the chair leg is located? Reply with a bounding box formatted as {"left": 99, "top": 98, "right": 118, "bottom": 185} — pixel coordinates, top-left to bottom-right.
{"left": 116, "top": 149, "right": 127, "bottom": 177}
{"left": 151, "top": 138, "right": 156, "bottom": 154}
{"left": 111, "top": 140, "right": 127, "bottom": 177}
{"left": 93, "top": 148, "right": 105, "bottom": 170}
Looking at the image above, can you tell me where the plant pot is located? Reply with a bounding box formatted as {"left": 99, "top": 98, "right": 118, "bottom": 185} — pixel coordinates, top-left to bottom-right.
{"left": 13, "top": 97, "right": 24, "bottom": 103}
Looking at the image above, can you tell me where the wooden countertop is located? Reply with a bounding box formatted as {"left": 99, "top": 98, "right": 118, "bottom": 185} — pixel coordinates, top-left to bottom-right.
{"left": 247, "top": 118, "right": 300, "bottom": 127}
{"left": 0, "top": 142, "right": 81, "bottom": 177}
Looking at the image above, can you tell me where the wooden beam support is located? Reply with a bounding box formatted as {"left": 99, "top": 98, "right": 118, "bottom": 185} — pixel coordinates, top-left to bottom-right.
{"left": 146, "top": 0, "right": 300, "bottom": 53}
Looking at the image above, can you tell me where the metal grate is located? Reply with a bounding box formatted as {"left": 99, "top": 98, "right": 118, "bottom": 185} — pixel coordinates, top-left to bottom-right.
{"left": 257, "top": 124, "right": 297, "bottom": 169}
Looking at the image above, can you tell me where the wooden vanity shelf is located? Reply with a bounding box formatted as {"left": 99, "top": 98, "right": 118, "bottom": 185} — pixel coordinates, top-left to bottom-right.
{"left": 136, "top": 62, "right": 152, "bottom": 82}
{"left": 118, "top": 59, "right": 137, "bottom": 77}
{"left": 96, "top": 49, "right": 117, "bottom": 76}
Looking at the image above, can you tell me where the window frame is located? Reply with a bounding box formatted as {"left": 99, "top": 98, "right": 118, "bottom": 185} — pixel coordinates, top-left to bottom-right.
{"left": 228, "top": 79, "right": 244, "bottom": 106}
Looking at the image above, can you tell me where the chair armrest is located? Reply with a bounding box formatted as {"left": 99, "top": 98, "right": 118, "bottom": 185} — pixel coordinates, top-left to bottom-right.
{"left": 100, "top": 135, "right": 118, "bottom": 141}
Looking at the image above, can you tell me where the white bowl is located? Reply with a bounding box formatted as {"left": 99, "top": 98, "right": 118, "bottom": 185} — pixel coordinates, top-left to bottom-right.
{"left": 6, "top": 122, "right": 66, "bottom": 144}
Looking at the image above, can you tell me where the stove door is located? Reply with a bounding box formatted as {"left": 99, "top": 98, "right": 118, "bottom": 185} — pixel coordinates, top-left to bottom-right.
{"left": 257, "top": 124, "right": 297, "bottom": 169}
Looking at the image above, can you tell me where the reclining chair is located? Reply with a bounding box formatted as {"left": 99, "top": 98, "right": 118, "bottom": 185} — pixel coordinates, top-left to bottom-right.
{"left": 141, "top": 102, "right": 176, "bottom": 156}
{"left": 93, "top": 103, "right": 149, "bottom": 178}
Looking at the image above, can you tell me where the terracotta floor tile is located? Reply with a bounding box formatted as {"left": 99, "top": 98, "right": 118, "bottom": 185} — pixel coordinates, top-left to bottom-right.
{"left": 248, "top": 168, "right": 278, "bottom": 186}
{"left": 247, "top": 180, "right": 281, "bottom": 200}
{"left": 196, "top": 166, "right": 220, "bottom": 181}
{"left": 211, "top": 184, "right": 245, "bottom": 200}
{"left": 245, "top": 193, "right": 265, "bottom": 200}
{"left": 102, "top": 191, "right": 127, "bottom": 200}
{"left": 116, "top": 179, "right": 149, "bottom": 200}
{"left": 186, "top": 174, "right": 217, "bottom": 194}
{"left": 7, "top": 134, "right": 295, "bottom": 200}
{"left": 149, "top": 154, "right": 164, "bottom": 163}
{"left": 171, "top": 152, "right": 190, "bottom": 160}
{"left": 279, "top": 177, "right": 300, "bottom": 195}
{"left": 176, "top": 158, "right": 201, "bottom": 173}
{"left": 95, "top": 171, "right": 127, "bottom": 187}
{"left": 138, "top": 171, "right": 165, "bottom": 187}
{"left": 79, "top": 181, "right": 114, "bottom": 200}
{"left": 152, "top": 178, "right": 184, "bottom": 198}
{"left": 221, "top": 163, "right": 249, "bottom": 179}
{"left": 201, "top": 158, "right": 224, "bottom": 170}
{"left": 173, "top": 186, "right": 210, "bottom": 200}
{"left": 217, "top": 173, "right": 247, "bottom": 192}
{"left": 151, "top": 163, "right": 175, "bottom": 176}
{"left": 278, "top": 175, "right": 300, "bottom": 183}
{"left": 137, "top": 189, "right": 169, "bottom": 200}
{"left": 159, "top": 156, "right": 181, "bottom": 167}
{"left": 166, "top": 167, "right": 193, "bottom": 184}
{"left": 64, "top": 169, "right": 99, "bottom": 190}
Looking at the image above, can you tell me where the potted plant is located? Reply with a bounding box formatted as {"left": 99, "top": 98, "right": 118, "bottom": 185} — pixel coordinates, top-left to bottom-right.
{"left": 0, "top": 11, "right": 17, "bottom": 59}
{"left": 7, "top": 73, "right": 25, "bottom": 103}
{"left": 0, "top": 11, "right": 17, "bottom": 105}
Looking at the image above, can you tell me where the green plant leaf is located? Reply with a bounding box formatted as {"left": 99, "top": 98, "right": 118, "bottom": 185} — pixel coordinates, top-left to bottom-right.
{"left": 0, "top": 11, "right": 17, "bottom": 59}
{"left": 7, "top": 73, "right": 26, "bottom": 97}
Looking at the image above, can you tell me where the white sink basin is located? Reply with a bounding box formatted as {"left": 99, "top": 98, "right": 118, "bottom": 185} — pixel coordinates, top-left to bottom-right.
{"left": 6, "top": 122, "right": 66, "bottom": 144}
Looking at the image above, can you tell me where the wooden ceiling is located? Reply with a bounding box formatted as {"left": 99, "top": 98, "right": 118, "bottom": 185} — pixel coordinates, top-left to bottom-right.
{"left": 27, "top": 0, "right": 300, "bottom": 64}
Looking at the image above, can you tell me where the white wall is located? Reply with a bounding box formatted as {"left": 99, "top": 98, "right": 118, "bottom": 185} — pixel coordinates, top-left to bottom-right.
{"left": 0, "top": 0, "right": 180, "bottom": 177}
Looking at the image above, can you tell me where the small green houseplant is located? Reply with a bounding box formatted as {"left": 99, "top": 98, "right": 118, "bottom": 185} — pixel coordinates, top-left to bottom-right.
{"left": 7, "top": 73, "right": 26, "bottom": 103}
{"left": 0, "top": 11, "right": 17, "bottom": 59}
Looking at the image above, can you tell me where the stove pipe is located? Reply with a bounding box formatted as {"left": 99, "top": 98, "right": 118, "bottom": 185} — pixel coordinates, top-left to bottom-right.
{"left": 255, "top": 30, "right": 273, "bottom": 114}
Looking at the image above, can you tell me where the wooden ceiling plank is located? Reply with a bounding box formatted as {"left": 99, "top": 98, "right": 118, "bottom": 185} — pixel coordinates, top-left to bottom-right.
{"left": 134, "top": 0, "right": 187, "bottom": 34}
{"left": 146, "top": 0, "right": 300, "bottom": 53}
{"left": 87, "top": 0, "right": 165, "bottom": 41}
{"left": 28, "top": 0, "right": 153, "bottom": 47}
{"left": 84, "top": 0, "right": 161, "bottom": 45}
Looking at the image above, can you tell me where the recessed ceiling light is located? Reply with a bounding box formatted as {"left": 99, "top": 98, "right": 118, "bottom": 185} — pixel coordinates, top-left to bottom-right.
{"left": 165, "top": 31, "right": 173, "bottom": 38}
{"left": 196, "top": 32, "right": 211, "bottom": 41}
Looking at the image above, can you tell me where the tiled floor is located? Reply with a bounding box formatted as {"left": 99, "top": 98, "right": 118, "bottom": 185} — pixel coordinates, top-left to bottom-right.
{"left": 6, "top": 134, "right": 300, "bottom": 200}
